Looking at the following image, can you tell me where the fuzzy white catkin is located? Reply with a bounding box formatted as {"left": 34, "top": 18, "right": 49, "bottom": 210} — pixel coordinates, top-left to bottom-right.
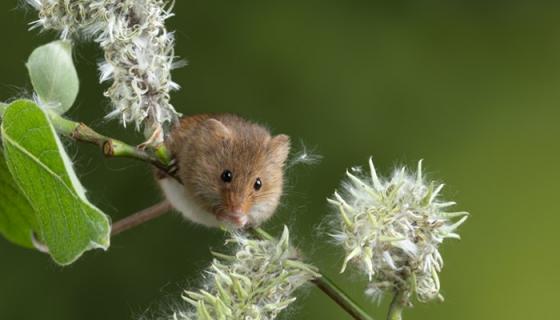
{"left": 169, "top": 226, "right": 319, "bottom": 320}
{"left": 27, "top": 0, "right": 183, "bottom": 134}
{"left": 328, "top": 158, "right": 468, "bottom": 304}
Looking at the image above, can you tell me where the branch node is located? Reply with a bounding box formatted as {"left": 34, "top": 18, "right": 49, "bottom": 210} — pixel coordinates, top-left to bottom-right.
{"left": 102, "top": 141, "right": 114, "bottom": 156}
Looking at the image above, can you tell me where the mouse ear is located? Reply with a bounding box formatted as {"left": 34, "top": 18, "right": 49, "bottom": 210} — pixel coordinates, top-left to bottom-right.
{"left": 269, "top": 134, "right": 291, "bottom": 165}
{"left": 201, "top": 118, "right": 231, "bottom": 140}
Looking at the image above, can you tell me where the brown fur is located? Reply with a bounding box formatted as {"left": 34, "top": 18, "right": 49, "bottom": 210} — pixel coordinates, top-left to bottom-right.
{"left": 164, "top": 114, "right": 290, "bottom": 224}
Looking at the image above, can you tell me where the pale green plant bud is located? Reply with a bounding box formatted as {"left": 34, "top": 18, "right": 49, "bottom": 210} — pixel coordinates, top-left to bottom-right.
{"left": 328, "top": 158, "right": 468, "bottom": 304}
{"left": 27, "top": 0, "right": 183, "bottom": 135}
{"left": 169, "top": 226, "right": 319, "bottom": 320}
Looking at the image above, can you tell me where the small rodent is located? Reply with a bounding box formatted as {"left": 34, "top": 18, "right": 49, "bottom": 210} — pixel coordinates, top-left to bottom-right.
{"left": 156, "top": 114, "right": 290, "bottom": 228}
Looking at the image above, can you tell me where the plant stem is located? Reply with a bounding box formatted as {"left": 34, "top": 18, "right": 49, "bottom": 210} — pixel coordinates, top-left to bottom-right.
{"left": 312, "top": 275, "right": 374, "bottom": 320}
{"left": 387, "top": 290, "right": 405, "bottom": 320}
{"left": 47, "top": 111, "right": 176, "bottom": 176}
{"left": 252, "top": 227, "right": 373, "bottom": 320}
{"left": 111, "top": 200, "right": 172, "bottom": 236}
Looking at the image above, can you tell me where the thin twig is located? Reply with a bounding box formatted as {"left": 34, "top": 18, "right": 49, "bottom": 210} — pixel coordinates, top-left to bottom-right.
{"left": 111, "top": 200, "right": 172, "bottom": 236}
{"left": 47, "top": 110, "right": 178, "bottom": 179}
{"left": 387, "top": 290, "right": 405, "bottom": 320}
{"left": 312, "top": 275, "right": 374, "bottom": 320}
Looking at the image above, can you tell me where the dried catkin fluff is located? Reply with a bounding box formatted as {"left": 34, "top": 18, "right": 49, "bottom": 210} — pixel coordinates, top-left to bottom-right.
{"left": 27, "top": 0, "right": 183, "bottom": 136}
{"left": 328, "top": 158, "right": 468, "bottom": 304}
{"left": 170, "top": 227, "right": 319, "bottom": 320}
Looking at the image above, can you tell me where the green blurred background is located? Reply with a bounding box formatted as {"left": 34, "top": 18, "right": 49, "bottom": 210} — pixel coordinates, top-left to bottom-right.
{"left": 1, "top": 1, "right": 559, "bottom": 319}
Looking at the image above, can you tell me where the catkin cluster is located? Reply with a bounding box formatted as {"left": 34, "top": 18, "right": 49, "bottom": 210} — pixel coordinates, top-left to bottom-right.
{"left": 27, "top": 0, "right": 182, "bottom": 135}
{"left": 171, "top": 227, "right": 319, "bottom": 320}
{"left": 329, "top": 158, "right": 468, "bottom": 304}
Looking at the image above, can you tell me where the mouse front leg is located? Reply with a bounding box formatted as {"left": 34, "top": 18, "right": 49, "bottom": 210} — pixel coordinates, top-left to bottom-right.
{"left": 167, "top": 158, "right": 179, "bottom": 175}
{"left": 138, "top": 121, "right": 164, "bottom": 150}
{"left": 154, "top": 158, "right": 180, "bottom": 183}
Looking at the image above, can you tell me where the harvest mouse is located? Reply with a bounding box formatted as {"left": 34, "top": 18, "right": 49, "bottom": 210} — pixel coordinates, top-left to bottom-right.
{"left": 156, "top": 114, "right": 290, "bottom": 228}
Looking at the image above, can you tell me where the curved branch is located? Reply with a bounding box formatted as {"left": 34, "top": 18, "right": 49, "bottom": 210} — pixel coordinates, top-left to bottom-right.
{"left": 111, "top": 200, "right": 172, "bottom": 236}
{"left": 312, "top": 275, "right": 374, "bottom": 320}
{"left": 47, "top": 111, "right": 179, "bottom": 180}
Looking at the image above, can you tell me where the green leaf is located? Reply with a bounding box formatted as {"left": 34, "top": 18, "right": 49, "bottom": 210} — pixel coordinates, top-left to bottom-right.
{"left": 0, "top": 150, "right": 37, "bottom": 248}
{"left": 26, "top": 40, "right": 79, "bottom": 115}
{"left": 1, "top": 100, "right": 110, "bottom": 265}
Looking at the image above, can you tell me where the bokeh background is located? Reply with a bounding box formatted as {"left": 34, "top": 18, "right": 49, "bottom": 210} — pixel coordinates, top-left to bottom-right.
{"left": 1, "top": 1, "right": 559, "bottom": 319}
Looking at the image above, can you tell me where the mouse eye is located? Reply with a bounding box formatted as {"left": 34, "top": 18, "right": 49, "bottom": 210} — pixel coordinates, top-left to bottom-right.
{"left": 221, "top": 170, "right": 233, "bottom": 183}
{"left": 254, "top": 177, "right": 262, "bottom": 191}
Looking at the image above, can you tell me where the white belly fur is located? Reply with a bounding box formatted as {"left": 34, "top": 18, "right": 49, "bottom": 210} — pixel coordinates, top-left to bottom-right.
{"left": 158, "top": 177, "right": 222, "bottom": 228}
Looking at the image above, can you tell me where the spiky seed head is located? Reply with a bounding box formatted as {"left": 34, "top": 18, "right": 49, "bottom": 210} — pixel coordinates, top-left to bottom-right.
{"left": 328, "top": 158, "right": 468, "bottom": 304}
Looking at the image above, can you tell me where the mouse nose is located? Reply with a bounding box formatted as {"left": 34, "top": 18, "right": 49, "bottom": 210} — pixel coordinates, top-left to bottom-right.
{"left": 225, "top": 193, "right": 250, "bottom": 216}
{"left": 230, "top": 205, "right": 246, "bottom": 216}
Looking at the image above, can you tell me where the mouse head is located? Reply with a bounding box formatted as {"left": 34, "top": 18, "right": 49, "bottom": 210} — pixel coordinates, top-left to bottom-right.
{"left": 178, "top": 116, "right": 290, "bottom": 228}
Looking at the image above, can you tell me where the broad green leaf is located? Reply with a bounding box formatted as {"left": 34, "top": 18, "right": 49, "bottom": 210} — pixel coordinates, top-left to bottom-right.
{"left": 1, "top": 100, "right": 110, "bottom": 265}
{"left": 26, "top": 40, "right": 79, "bottom": 115}
{"left": 0, "top": 150, "right": 37, "bottom": 248}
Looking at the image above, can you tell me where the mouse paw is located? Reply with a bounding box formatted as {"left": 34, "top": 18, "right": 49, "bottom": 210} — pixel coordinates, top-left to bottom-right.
{"left": 167, "top": 158, "right": 179, "bottom": 175}
{"left": 137, "top": 125, "right": 164, "bottom": 150}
